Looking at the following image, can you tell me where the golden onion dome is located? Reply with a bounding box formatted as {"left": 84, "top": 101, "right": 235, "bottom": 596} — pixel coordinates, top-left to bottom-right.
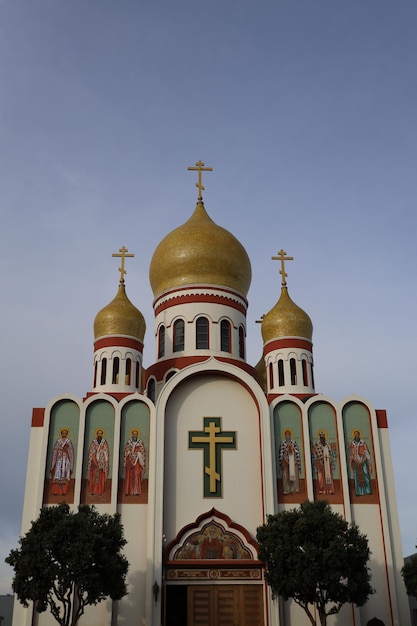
{"left": 94, "top": 283, "right": 146, "bottom": 341}
{"left": 149, "top": 201, "right": 252, "bottom": 298}
{"left": 261, "top": 286, "right": 313, "bottom": 343}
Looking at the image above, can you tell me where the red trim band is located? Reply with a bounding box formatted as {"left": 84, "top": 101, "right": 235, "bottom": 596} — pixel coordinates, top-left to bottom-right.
{"left": 145, "top": 356, "right": 256, "bottom": 383}
{"left": 32, "top": 407, "right": 45, "bottom": 427}
{"left": 94, "top": 336, "right": 144, "bottom": 351}
{"left": 264, "top": 338, "right": 312, "bottom": 354}
{"left": 154, "top": 292, "right": 247, "bottom": 316}
{"left": 376, "top": 409, "right": 388, "bottom": 428}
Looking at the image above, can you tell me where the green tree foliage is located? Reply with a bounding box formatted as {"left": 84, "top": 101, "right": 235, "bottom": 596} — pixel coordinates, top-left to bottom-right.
{"left": 256, "top": 500, "right": 373, "bottom": 626}
{"left": 402, "top": 552, "right": 417, "bottom": 598}
{"left": 6, "top": 504, "right": 128, "bottom": 626}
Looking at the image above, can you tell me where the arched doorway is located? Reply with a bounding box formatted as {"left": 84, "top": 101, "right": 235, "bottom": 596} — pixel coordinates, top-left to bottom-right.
{"left": 163, "top": 509, "right": 265, "bottom": 626}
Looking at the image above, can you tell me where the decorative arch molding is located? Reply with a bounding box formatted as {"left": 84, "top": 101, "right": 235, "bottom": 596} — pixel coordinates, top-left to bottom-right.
{"left": 165, "top": 508, "right": 260, "bottom": 563}
{"left": 191, "top": 312, "right": 215, "bottom": 324}
{"left": 149, "top": 358, "right": 273, "bottom": 591}
{"left": 164, "top": 510, "right": 264, "bottom": 583}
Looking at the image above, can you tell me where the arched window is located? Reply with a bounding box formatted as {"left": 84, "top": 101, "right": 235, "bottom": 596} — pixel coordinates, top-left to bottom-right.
{"left": 290, "top": 358, "right": 297, "bottom": 385}
{"left": 269, "top": 363, "right": 274, "bottom": 389}
{"left": 158, "top": 325, "right": 166, "bottom": 358}
{"left": 125, "top": 358, "right": 132, "bottom": 385}
{"left": 135, "top": 362, "right": 140, "bottom": 389}
{"left": 238, "top": 326, "right": 245, "bottom": 359}
{"left": 166, "top": 370, "right": 176, "bottom": 382}
{"left": 147, "top": 378, "right": 155, "bottom": 403}
{"left": 100, "top": 358, "right": 107, "bottom": 385}
{"left": 196, "top": 317, "right": 209, "bottom": 349}
{"left": 278, "top": 360, "right": 285, "bottom": 386}
{"left": 302, "top": 359, "right": 308, "bottom": 386}
{"left": 220, "top": 320, "right": 231, "bottom": 352}
{"left": 310, "top": 364, "right": 315, "bottom": 389}
{"left": 93, "top": 361, "right": 98, "bottom": 388}
{"left": 173, "top": 319, "right": 185, "bottom": 352}
{"left": 112, "top": 357, "right": 120, "bottom": 384}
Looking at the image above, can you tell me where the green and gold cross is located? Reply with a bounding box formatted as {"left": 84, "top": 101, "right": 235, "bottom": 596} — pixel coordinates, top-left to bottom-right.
{"left": 189, "top": 417, "right": 236, "bottom": 498}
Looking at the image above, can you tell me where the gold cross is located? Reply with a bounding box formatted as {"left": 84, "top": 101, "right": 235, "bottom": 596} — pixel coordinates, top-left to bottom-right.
{"left": 112, "top": 246, "right": 135, "bottom": 284}
{"left": 272, "top": 249, "right": 294, "bottom": 286}
{"left": 187, "top": 160, "right": 213, "bottom": 201}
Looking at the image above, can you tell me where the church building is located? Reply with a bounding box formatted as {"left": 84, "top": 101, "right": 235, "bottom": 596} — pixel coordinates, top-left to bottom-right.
{"left": 14, "top": 162, "right": 409, "bottom": 626}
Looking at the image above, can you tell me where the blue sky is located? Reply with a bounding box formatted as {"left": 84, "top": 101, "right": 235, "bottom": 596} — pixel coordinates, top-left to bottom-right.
{"left": 0, "top": 0, "right": 416, "bottom": 594}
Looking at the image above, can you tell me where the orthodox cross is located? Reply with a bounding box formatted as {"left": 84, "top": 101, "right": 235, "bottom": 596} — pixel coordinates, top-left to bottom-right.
{"left": 112, "top": 246, "right": 135, "bottom": 284}
{"left": 187, "top": 160, "right": 213, "bottom": 201}
{"left": 272, "top": 249, "right": 293, "bottom": 287}
{"left": 189, "top": 417, "right": 236, "bottom": 497}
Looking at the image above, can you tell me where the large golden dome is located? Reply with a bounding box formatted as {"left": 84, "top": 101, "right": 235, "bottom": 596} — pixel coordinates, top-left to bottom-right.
{"left": 261, "top": 286, "right": 313, "bottom": 343}
{"left": 149, "top": 201, "right": 252, "bottom": 298}
{"left": 94, "top": 283, "right": 146, "bottom": 341}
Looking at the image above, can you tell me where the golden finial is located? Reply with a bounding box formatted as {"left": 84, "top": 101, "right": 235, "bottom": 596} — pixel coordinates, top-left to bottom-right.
{"left": 272, "top": 249, "right": 294, "bottom": 287}
{"left": 112, "top": 246, "right": 135, "bottom": 284}
{"left": 187, "top": 160, "right": 213, "bottom": 201}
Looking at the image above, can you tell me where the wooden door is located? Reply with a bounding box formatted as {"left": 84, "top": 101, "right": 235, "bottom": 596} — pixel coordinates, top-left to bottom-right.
{"left": 187, "top": 584, "right": 264, "bottom": 626}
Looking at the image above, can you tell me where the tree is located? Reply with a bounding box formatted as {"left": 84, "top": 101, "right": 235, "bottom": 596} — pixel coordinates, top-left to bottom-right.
{"left": 6, "top": 504, "right": 128, "bottom": 626}
{"left": 402, "top": 551, "right": 417, "bottom": 598}
{"left": 256, "top": 500, "right": 373, "bottom": 626}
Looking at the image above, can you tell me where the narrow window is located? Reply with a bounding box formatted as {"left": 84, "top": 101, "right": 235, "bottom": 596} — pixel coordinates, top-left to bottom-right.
{"left": 147, "top": 378, "right": 155, "bottom": 403}
{"left": 310, "top": 364, "right": 315, "bottom": 389}
{"left": 269, "top": 363, "right": 274, "bottom": 389}
{"left": 112, "top": 357, "right": 120, "bottom": 384}
{"left": 196, "top": 317, "right": 209, "bottom": 349}
{"left": 220, "top": 320, "right": 231, "bottom": 352}
{"left": 125, "top": 358, "right": 132, "bottom": 385}
{"left": 158, "top": 325, "right": 165, "bottom": 358}
{"left": 173, "top": 319, "right": 185, "bottom": 352}
{"left": 93, "top": 361, "right": 97, "bottom": 388}
{"left": 238, "top": 326, "right": 245, "bottom": 359}
{"left": 166, "top": 371, "right": 176, "bottom": 382}
{"left": 290, "top": 358, "right": 297, "bottom": 385}
{"left": 135, "top": 362, "right": 140, "bottom": 389}
{"left": 100, "top": 358, "right": 107, "bottom": 385}
{"left": 302, "top": 359, "right": 308, "bottom": 386}
{"left": 278, "top": 360, "right": 285, "bottom": 386}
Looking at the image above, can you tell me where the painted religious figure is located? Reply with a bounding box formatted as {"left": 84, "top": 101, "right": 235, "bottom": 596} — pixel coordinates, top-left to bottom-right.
{"left": 348, "top": 429, "right": 372, "bottom": 495}
{"left": 312, "top": 430, "right": 337, "bottom": 495}
{"left": 50, "top": 427, "right": 75, "bottom": 495}
{"left": 176, "top": 524, "right": 251, "bottom": 560}
{"left": 279, "top": 429, "right": 301, "bottom": 494}
{"left": 87, "top": 428, "right": 110, "bottom": 496}
{"left": 123, "top": 428, "right": 146, "bottom": 496}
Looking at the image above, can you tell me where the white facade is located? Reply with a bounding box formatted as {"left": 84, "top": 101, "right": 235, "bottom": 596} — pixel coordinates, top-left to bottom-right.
{"left": 14, "top": 197, "right": 410, "bottom": 626}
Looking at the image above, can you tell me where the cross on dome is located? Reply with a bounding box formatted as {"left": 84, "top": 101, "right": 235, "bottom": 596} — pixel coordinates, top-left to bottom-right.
{"left": 187, "top": 160, "right": 213, "bottom": 201}
{"left": 272, "top": 249, "right": 294, "bottom": 287}
{"left": 112, "top": 246, "right": 135, "bottom": 284}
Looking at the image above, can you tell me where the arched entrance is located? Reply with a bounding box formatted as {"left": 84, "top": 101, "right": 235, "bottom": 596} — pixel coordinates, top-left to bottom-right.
{"left": 163, "top": 510, "right": 265, "bottom": 626}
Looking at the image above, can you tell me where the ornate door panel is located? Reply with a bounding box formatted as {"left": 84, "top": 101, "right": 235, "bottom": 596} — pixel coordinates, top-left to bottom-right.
{"left": 214, "top": 586, "right": 236, "bottom": 625}
{"left": 188, "top": 586, "right": 212, "bottom": 626}
{"left": 241, "top": 585, "right": 264, "bottom": 626}
{"left": 187, "top": 585, "right": 264, "bottom": 626}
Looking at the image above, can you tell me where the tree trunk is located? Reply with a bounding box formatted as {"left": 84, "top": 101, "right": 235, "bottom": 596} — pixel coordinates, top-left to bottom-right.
{"left": 301, "top": 605, "right": 318, "bottom": 626}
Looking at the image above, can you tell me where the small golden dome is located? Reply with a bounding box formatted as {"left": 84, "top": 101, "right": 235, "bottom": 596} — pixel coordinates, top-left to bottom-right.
{"left": 94, "top": 283, "right": 146, "bottom": 341}
{"left": 261, "top": 286, "right": 313, "bottom": 343}
{"left": 149, "top": 201, "right": 252, "bottom": 298}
